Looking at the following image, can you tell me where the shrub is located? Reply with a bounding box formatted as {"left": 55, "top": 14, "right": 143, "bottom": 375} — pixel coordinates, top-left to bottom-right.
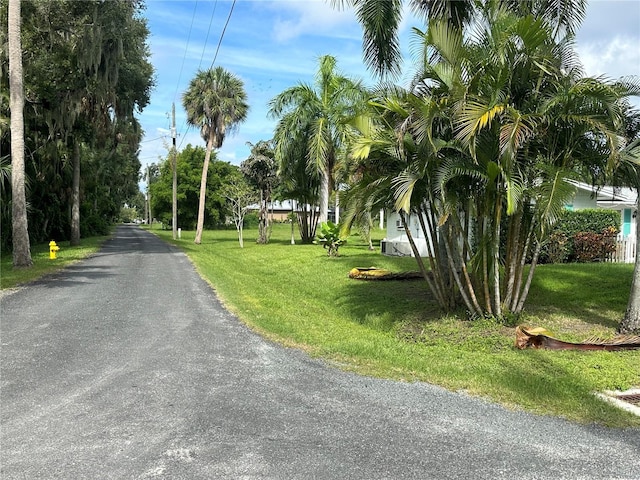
{"left": 243, "top": 212, "right": 259, "bottom": 229}
{"left": 544, "top": 232, "right": 570, "bottom": 264}
{"left": 573, "top": 227, "right": 618, "bottom": 262}
{"left": 556, "top": 209, "right": 620, "bottom": 237}
{"left": 541, "top": 209, "right": 620, "bottom": 263}
{"left": 317, "top": 221, "right": 346, "bottom": 257}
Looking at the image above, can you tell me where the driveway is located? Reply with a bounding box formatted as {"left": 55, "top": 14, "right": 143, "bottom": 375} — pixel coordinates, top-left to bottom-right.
{"left": 1, "top": 225, "right": 639, "bottom": 479}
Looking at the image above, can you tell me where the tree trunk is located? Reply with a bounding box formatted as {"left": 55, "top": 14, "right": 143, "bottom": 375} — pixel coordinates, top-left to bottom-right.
{"left": 194, "top": 136, "right": 214, "bottom": 245}
{"left": 70, "top": 138, "right": 81, "bottom": 246}
{"left": 399, "top": 211, "right": 444, "bottom": 307}
{"left": 318, "top": 170, "right": 329, "bottom": 225}
{"left": 492, "top": 196, "right": 502, "bottom": 317}
{"left": 619, "top": 192, "right": 640, "bottom": 333}
{"left": 258, "top": 190, "right": 267, "bottom": 244}
{"left": 9, "top": 0, "right": 32, "bottom": 268}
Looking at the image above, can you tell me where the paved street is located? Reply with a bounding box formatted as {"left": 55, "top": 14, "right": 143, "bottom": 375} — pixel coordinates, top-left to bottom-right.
{"left": 1, "top": 225, "right": 639, "bottom": 479}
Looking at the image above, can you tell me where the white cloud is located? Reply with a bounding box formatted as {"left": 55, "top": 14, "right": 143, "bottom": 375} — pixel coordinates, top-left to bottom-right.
{"left": 261, "top": 0, "right": 360, "bottom": 43}
{"left": 577, "top": 36, "right": 640, "bottom": 79}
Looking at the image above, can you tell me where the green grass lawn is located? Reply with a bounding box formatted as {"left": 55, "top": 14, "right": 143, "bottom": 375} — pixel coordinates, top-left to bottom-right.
{"left": 149, "top": 223, "right": 639, "bottom": 427}
{"left": 1, "top": 235, "right": 111, "bottom": 289}
{"left": 2, "top": 224, "right": 638, "bottom": 427}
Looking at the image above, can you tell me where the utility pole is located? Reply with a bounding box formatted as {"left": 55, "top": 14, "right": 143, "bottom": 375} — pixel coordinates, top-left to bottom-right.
{"left": 171, "top": 102, "right": 177, "bottom": 240}
{"left": 146, "top": 164, "right": 151, "bottom": 225}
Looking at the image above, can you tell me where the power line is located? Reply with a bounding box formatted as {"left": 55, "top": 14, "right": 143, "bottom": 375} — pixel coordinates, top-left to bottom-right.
{"left": 198, "top": 0, "right": 218, "bottom": 70}
{"left": 210, "top": 0, "right": 237, "bottom": 69}
{"left": 173, "top": 1, "right": 199, "bottom": 106}
{"left": 177, "top": 0, "right": 238, "bottom": 151}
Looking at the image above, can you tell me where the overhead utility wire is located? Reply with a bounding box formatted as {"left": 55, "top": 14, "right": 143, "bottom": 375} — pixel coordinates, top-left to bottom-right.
{"left": 173, "top": 0, "right": 204, "bottom": 149}
{"left": 178, "top": 0, "right": 237, "bottom": 151}
{"left": 210, "top": 0, "right": 237, "bottom": 69}
{"left": 198, "top": 0, "right": 218, "bottom": 69}
{"left": 172, "top": 1, "right": 199, "bottom": 107}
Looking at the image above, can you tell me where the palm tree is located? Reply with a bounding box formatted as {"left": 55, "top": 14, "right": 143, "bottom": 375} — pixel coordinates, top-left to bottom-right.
{"left": 347, "top": 6, "right": 630, "bottom": 318}
{"left": 269, "top": 55, "right": 367, "bottom": 225}
{"left": 272, "top": 120, "right": 322, "bottom": 242}
{"left": 618, "top": 151, "right": 640, "bottom": 334}
{"left": 331, "top": 0, "right": 586, "bottom": 78}
{"left": 182, "top": 67, "right": 248, "bottom": 244}
{"left": 615, "top": 107, "right": 640, "bottom": 333}
{"left": 240, "top": 140, "right": 277, "bottom": 244}
{"left": 8, "top": 0, "right": 32, "bottom": 267}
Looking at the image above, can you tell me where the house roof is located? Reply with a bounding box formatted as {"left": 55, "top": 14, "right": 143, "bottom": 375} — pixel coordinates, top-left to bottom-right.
{"left": 567, "top": 180, "right": 638, "bottom": 209}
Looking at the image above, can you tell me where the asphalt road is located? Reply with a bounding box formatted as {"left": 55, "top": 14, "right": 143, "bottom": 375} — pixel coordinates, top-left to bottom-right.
{"left": 1, "top": 225, "right": 639, "bottom": 479}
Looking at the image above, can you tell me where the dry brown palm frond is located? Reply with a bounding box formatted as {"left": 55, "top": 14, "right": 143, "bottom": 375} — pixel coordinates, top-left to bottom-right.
{"left": 515, "top": 325, "right": 640, "bottom": 351}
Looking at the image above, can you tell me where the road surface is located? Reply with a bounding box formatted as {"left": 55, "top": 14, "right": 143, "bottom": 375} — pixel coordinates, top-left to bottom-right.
{"left": 1, "top": 225, "right": 639, "bottom": 479}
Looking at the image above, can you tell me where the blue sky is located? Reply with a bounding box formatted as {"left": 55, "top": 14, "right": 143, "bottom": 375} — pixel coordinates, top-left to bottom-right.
{"left": 137, "top": 0, "right": 640, "bottom": 173}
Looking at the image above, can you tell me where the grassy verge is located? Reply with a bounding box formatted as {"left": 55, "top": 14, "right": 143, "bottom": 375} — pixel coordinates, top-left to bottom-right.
{"left": 1, "top": 235, "right": 111, "bottom": 289}
{"left": 149, "top": 223, "right": 639, "bottom": 427}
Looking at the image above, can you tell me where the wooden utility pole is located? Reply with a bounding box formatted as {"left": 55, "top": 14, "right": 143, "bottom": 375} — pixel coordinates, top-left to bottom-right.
{"left": 146, "top": 164, "right": 152, "bottom": 225}
{"left": 172, "top": 103, "right": 177, "bottom": 240}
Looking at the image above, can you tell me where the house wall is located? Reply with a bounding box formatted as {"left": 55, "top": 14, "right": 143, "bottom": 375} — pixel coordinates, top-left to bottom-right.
{"left": 621, "top": 208, "right": 637, "bottom": 238}
{"left": 566, "top": 189, "right": 637, "bottom": 239}
{"left": 383, "top": 211, "right": 434, "bottom": 257}
{"left": 566, "top": 189, "right": 597, "bottom": 210}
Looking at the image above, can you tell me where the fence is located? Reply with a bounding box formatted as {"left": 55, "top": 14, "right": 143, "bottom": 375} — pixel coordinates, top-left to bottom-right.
{"left": 608, "top": 236, "right": 637, "bottom": 263}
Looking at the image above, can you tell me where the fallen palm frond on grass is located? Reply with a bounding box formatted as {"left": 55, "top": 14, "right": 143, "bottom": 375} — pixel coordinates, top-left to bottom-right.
{"left": 348, "top": 267, "right": 422, "bottom": 280}
{"left": 516, "top": 325, "right": 640, "bottom": 351}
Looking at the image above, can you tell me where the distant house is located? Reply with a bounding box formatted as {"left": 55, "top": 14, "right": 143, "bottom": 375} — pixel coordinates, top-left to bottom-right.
{"left": 246, "top": 200, "right": 335, "bottom": 223}
{"left": 246, "top": 200, "right": 294, "bottom": 222}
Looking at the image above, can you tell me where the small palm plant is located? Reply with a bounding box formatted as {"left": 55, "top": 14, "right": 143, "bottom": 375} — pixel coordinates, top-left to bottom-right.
{"left": 318, "top": 221, "right": 347, "bottom": 257}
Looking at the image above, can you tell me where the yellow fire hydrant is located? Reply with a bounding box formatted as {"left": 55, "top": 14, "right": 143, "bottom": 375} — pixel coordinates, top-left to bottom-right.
{"left": 49, "top": 240, "right": 60, "bottom": 260}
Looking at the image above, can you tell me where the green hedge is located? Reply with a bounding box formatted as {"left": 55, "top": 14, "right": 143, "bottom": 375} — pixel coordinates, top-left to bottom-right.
{"left": 541, "top": 209, "right": 620, "bottom": 263}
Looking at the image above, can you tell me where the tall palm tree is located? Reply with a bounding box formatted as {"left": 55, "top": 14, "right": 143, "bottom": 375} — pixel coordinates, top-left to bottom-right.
{"left": 183, "top": 67, "right": 248, "bottom": 244}
{"left": 269, "top": 55, "right": 367, "bottom": 225}
{"left": 8, "top": 0, "right": 32, "bottom": 267}
{"left": 273, "top": 119, "right": 322, "bottom": 242}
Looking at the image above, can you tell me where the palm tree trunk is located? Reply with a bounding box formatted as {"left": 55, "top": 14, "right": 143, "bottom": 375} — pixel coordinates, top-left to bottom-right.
{"left": 503, "top": 212, "right": 523, "bottom": 310}
{"left": 511, "top": 218, "right": 536, "bottom": 312}
{"left": 442, "top": 224, "right": 482, "bottom": 317}
{"left": 515, "top": 240, "right": 542, "bottom": 313}
{"left": 318, "top": 170, "right": 330, "bottom": 224}
{"left": 194, "top": 136, "right": 214, "bottom": 245}
{"left": 619, "top": 192, "right": 640, "bottom": 333}
{"left": 417, "top": 207, "right": 448, "bottom": 304}
{"left": 9, "top": 0, "right": 32, "bottom": 267}
{"left": 70, "top": 137, "right": 81, "bottom": 246}
{"left": 492, "top": 195, "right": 502, "bottom": 317}
{"left": 399, "top": 211, "right": 448, "bottom": 309}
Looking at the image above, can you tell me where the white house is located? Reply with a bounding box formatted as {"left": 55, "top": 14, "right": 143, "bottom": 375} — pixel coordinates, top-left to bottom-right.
{"left": 380, "top": 211, "right": 434, "bottom": 257}
{"left": 567, "top": 181, "right": 637, "bottom": 236}
{"left": 381, "top": 182, "right": 638, "bottom": 262}
{"left": 566, "top": 181, "right": 637, "bottom": 263}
